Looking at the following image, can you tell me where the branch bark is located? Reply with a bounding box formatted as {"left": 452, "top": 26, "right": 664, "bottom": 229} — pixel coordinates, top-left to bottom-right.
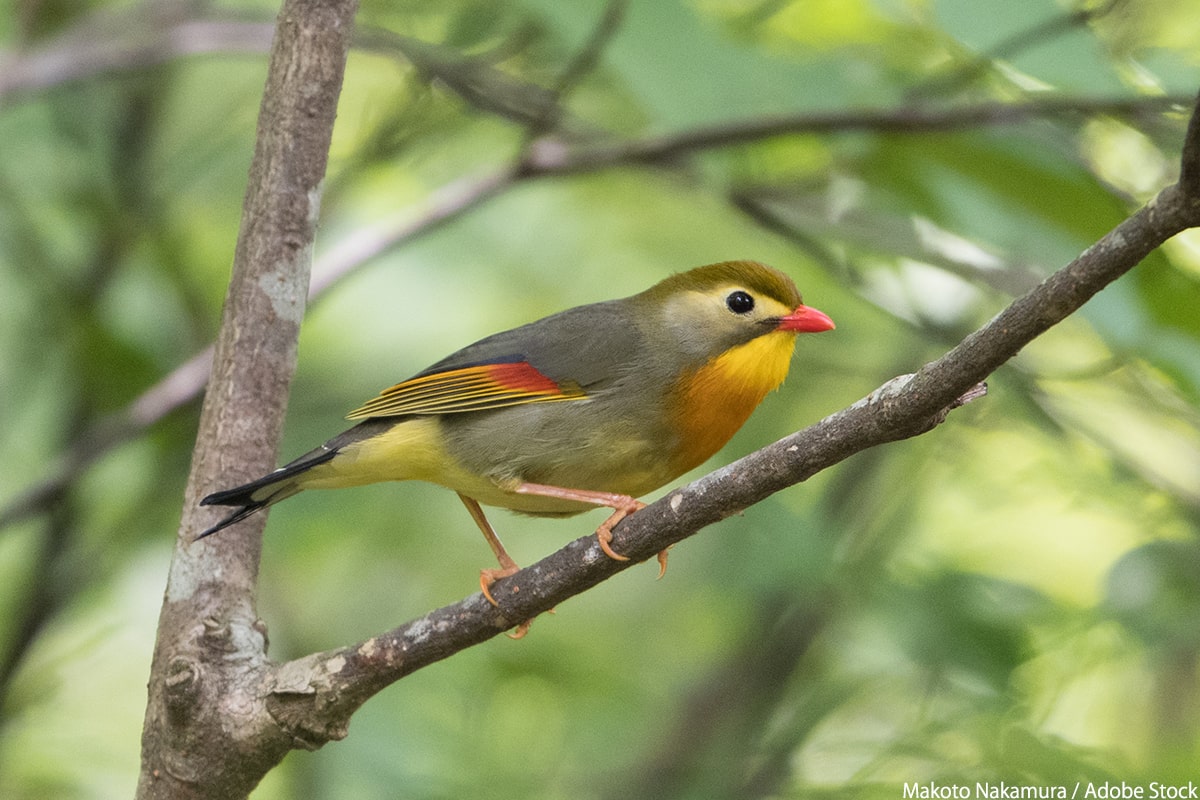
{"left": 136, "top": 1, "right": 356, "bottom": 797}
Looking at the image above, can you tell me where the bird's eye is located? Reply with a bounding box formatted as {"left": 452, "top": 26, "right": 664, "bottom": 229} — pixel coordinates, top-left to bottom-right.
{"left": 726, "top": 290, "right": 755, "bottom": 314}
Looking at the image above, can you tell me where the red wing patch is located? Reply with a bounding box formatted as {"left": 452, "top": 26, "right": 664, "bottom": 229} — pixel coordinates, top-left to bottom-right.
{"left": 346, "top": 361, "right": 586, "bottom": 420}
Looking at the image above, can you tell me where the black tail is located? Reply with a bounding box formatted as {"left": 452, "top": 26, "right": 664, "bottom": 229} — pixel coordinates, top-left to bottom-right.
{"left": 196, "top": 447, "right": 339, "bottom": 539}
{"left": 197, "top": 419, "right": 396, "bottom": 540}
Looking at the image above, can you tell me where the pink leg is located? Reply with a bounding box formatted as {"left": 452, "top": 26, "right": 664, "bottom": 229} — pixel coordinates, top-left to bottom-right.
{"left": 514, "top": 483, "right": 669, "bottom": 572}
{"left": 458, "top": 493, "right": 534, "bottom": 638}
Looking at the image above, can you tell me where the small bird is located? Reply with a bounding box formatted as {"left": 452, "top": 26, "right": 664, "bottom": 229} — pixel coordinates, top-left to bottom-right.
{"left": 200, "top": 261, "right": 834, "bottom": 611}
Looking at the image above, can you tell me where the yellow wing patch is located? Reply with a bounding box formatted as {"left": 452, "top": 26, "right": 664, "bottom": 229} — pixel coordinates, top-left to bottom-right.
{"left": 346, "top": 362, "right": 586, "bottom": 420}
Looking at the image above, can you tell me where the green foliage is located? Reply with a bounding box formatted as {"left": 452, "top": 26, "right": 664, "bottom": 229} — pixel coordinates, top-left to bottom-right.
{"left": 1, "top": 0, "right": 1199, "bottom": 797}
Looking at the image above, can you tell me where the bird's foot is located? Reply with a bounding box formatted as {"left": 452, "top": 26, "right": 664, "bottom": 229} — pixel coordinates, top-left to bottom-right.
{"left": 479, "top": 565, "right": 541, "bottom": 639}
{"left": 480, "top": 564, "right": 519, "bottom": 608}
{"left": 513, "top": 483, "right": 667, "bottom": 576}
{"left": 594, "top": 500, "right": 672, "bottom": 577}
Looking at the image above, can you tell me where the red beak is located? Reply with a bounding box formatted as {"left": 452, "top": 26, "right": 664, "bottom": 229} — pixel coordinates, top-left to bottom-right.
{"left": 778, "top": 304, "right": 835, "bottom": 333}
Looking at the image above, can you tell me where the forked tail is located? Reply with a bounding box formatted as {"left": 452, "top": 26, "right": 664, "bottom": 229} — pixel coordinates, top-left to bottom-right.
{"left": 196, "top": 447, "right": 338, "bottom": 539}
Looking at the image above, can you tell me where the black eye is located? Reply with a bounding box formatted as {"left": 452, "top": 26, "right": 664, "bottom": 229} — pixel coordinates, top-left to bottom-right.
{"left": 726, "top": 290, "right": 755, "bottom": 314}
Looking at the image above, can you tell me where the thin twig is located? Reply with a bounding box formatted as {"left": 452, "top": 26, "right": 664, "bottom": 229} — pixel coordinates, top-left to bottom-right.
{"left": 0, "top": 15, "right": 274, "bottom": 100}
{"left": 525, "top": 0, "right": 627, "bottom": 136}
{"left": 310, "top": 166, "right": 518, "bottom": 297}
{"left": 906, "top": 0, "right": 1122, "bottom": 100}
{"left": 522, "top": 95, "right": 1195, "bottom": 174}
{"left": 353, "top": 28, "right": 560, "bottom": 127}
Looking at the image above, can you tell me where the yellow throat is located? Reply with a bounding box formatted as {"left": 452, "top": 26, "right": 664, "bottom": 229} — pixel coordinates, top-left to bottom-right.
{"left": 668, "top": 330, "right": 797, "bottom": 474}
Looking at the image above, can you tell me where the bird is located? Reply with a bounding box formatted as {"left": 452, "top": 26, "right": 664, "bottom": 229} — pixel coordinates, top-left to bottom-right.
{"left": 199, "top": 260, "right": 834, "bottom": 619}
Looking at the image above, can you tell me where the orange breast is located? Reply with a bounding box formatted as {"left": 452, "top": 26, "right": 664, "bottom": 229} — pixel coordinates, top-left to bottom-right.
{"left": 666, "top": 331, "right": 797, "bottom": 475}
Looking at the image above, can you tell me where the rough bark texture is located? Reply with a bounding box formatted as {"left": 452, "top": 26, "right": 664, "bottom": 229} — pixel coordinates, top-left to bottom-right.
{"left": 136, "top": 1, "right": 357, "bottom": 797}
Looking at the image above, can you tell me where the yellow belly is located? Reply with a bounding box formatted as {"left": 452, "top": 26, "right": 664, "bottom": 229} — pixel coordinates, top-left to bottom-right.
{"left": 295, "top": 416, "right": 595, "bottom": 515}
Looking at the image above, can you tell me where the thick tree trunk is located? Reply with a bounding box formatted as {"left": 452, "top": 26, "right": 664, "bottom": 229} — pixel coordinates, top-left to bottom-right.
{"left": 136, "top": 1, "right": 356, "bottom": 797}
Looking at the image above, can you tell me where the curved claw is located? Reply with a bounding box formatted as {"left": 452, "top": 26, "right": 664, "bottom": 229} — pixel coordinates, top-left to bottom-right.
{"left": 656, "top": 547, "right": 671, "bottom": 579}
{"left": 597, "top": 527, "right": 631, "bottom": 562}
{"left": 481, "top": 566, "right": 540, "bottom": 638}
{"left": 595, "top": 501, "right": 645, "bottom": 562}
{"left": 480, "top": 565, "right": 519, "bottom": 608}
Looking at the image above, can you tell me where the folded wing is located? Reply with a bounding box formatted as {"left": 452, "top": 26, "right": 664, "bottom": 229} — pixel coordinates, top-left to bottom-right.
{"left": 346, "top": 360, "right": 587, "bottom": 419}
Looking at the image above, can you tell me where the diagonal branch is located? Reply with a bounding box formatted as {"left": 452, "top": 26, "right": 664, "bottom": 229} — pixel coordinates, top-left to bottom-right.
{"left": 524, "top": 0, "right": 628, "bottom": 136}
{"left": 906, "top": 0, "right": 1122, "bottom": 100}
{"left": 259, "top": 91, "right": 1200, "bottom": 746}
{"left": 522, "top": 94, "right": 1194, "bottom": 174}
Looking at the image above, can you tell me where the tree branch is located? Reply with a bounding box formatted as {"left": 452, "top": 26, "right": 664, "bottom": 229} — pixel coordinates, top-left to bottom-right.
{"left": 522, "top": 95, "right": 1193, "bottom": 174}
{"left": 905, "top": 0, "right": 1122, "bottom": 100}
{"left": 0, "top": 11, "right": 275, "bottom": 100}
{"left": 253, "top": 92, "right": 1200, "bottom": 748}
{"left": 524, "top": 0, "right": 627, "bottom": 136}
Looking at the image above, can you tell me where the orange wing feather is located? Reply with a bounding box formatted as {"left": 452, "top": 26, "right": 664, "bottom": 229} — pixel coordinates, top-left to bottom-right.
{"left": 346, "top": 362, "right": 586, "bottom": 420}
